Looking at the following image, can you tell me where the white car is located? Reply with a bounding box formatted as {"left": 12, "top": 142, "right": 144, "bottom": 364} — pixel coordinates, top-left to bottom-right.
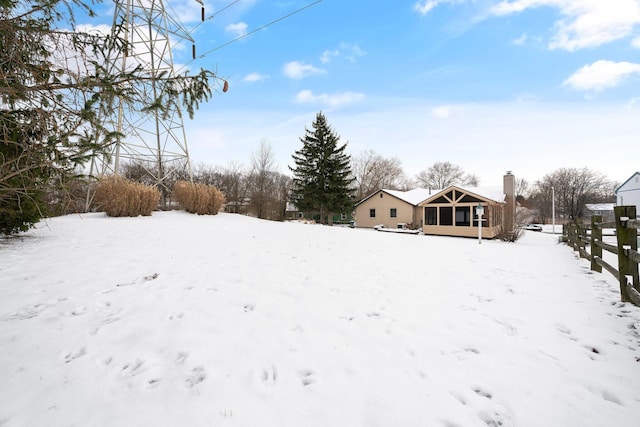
{"left": 524, "top": 224, "right": 543, "bottom": 232}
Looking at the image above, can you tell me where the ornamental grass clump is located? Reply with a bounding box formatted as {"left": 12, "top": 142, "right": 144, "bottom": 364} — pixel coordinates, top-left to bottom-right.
{"left": 94, "top": 177, "right": 159, "bottom": 217}
{"left": 172, "top": 181, "right": 225, "bottom": 215}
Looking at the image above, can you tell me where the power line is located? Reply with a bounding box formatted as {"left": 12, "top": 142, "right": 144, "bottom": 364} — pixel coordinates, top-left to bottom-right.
{"left": 186, "top": 0, "right": 241, "bottom": 37}
{"left": 197, "top": 0, "right": 323, "bottom": 59}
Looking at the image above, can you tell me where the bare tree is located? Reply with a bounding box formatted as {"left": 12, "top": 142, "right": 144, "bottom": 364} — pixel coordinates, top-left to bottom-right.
{"left": 219, "top": 161, "right": 248, "bottom": 214}
{"left": 248, "top": 140, "right": 279, "bottom": 219}
{"left": 415, "top": 162, "right": 479, "bottom": 189}
{"left": 515, "top": 178, "right": 529, "bottom": 198}
{"left": 351, "top": 150, "right": 409, "bottom": 200}
{"left": 531, "top": 167, "right": 612, "bottom": 222}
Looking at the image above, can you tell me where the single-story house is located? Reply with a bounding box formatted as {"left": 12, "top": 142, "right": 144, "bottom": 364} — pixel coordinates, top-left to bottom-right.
{"left": 354, "top": 172, "right": 516, "bottom": 239}
{"left": 615, "top": 172, "right": 640, "bottom": 218}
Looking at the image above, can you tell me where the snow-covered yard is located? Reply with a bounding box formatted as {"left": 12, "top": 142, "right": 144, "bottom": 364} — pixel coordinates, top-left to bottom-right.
{"left": 1, "top": 212, "right": 639, "bottom": 427}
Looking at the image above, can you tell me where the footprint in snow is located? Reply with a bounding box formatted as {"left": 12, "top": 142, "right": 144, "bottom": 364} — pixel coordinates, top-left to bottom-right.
{"left": 120, "top": 359, "right": 146, "bottom": 377}
{"left": 61, "top": 307, "right": 88, "bottom": 317}
{"left": 472, "top": 387, "right": 513, "bottom": 427}
{"left": 116, "top": 273, "right": 159, "bottom": 287}
{"left": 146, "top": 378, "right": 162, "bottom": 389}
{"left": 174, "top": 351, "right": 189, "bottom": 365}
{"left": 555, "top": 323, "right": 579, "bottom": 342}
{"left": 63, "top": 347, "right": 87, "bottom": 363}
{"left": 453, "top": 347, "right": 481, "bottom": 361}
{"left": 260, "top": 365, "right": 277, "bottom": 385}
{"left": 299, "top": 369, "right": 315, "bottom": 386}
{"left": 473, "top": 387, "right": 492, "bottom": 399}
{"left": 185, "top": 366, "right": 206, "bottom": 388}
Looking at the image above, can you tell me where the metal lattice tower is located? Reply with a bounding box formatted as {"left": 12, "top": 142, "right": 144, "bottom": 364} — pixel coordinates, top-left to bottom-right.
{"left": 93, "top": 0, "right": 197, "bottom": 207}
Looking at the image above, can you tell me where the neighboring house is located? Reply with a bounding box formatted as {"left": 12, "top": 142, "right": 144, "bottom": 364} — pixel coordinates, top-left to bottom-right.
{"left": 354, "top": 188, "right": 434, "bottom": 229}
{"left": 615, "top": 172, "right": 640, "bottom": 218}
{"left": 585, "top": 203, "right": 615, "bottom": 222}
{"left": 354, "top": 172, "right": 516, "bottom": 239}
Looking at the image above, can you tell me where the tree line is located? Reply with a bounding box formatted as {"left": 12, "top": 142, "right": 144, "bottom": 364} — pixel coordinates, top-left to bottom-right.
{"left": 172, "top": 112, "right": 618, "bottom": 226}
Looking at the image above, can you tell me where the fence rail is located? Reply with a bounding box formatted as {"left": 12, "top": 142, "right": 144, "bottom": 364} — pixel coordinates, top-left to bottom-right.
{"left": 564, "top": 206, "right": 640, "bottom": 306}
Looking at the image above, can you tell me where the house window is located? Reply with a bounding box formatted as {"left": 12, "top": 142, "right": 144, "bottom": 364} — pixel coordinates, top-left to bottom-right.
{"left": 390, "top": 208, "right": 397, "bottom": 218}
{"left": 455, "top": 206, "right": 471, "bottom": 226}
{"left": 370, "top": 208, "right": 376, "bottom": 218}
{"left": 341, "top": 213, "right": 347, "bottom": 220}
{"left": 425, "top": 207, "right": 437, "bottom": 225}
{"left": 440, "top": 207, "right": 453, "bottom": 226}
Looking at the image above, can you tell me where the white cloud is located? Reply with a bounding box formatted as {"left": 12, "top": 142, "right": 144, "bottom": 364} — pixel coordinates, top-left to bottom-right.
{"left": 243, "top": 72, "right": 269, "bottom": 83}
{"left": 512, "top": 33, "right": 528, "bottom": 45}
{"left": 294, "top": 90, "right": 365, "bottom": 107}
{"left": 431, "top": 104, "right": 465, "bottom": 118}
{"left": 339, "top": 42, "right": 366, "bottom": 63}
{"left": 165, "top": 0, "right": 206, "bottom": 24}
{"left": 283, "top": 61, "right": 325, "bottom": 79}
{"left": 414, "top": 0, "right": 461, "bottom": 16}
{"left": 632, "top": 37, "right": 640, "bottom": 48}
{"left": 491, "top": 0, "right": 640, "bottom": 51}
{"left": 225, "top": 22, "right": 248, "bottom": 38}
{"left": 564, "top": 60, "right": 640, "bottom": 92}
{"left": 320, "top": 43, "right": 366, "bottom": 64}
{"left": 320, "top": 49, "right": 340, "bottom": 64}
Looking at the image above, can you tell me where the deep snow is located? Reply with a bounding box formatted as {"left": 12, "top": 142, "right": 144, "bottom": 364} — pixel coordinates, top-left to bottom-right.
{"left": 1, "top": 211, "right": 639, "bottom": 427}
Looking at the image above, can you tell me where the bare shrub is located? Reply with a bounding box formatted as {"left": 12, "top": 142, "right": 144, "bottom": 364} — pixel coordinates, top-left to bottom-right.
{"left": 94, "top": 177, "right": 159, "bottom": 217}
{"left": 496, "top": 208, "right": 531, "bottom": 242}
{"left": 173, "top": 181, "right": 225, "bottom": 215}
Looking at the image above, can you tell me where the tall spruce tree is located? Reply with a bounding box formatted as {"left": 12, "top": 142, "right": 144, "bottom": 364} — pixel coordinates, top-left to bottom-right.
{"left": 290, "top": 112, "right": 355, "bottom": 224}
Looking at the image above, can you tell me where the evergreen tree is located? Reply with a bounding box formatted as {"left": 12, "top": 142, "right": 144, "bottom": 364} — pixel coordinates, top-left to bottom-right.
{"left": 290, "top": 112, "right": 355, "bottom": 224}
{"left": 0, "top": 0, "right": 220, "bottom": 234}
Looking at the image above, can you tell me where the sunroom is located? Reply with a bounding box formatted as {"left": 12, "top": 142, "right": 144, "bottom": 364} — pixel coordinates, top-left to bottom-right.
{"left": 418, "top": 186, "right": 505, "bottom": 238}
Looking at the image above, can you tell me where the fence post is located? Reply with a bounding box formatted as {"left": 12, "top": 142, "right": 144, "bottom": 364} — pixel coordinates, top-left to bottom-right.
{"left": 591, "top": 215, "right": 602, "bottom": 273}
{"left": 614, "top": 206, "right": 639, "bottom": 303}
{"left": 568, "top": 223, "right": 576, "bottom": 251}
{"left": 571, "top": 221, "right": 585, "bottom": 256}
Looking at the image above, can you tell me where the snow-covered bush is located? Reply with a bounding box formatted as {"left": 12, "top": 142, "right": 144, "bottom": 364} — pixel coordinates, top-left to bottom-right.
{"left": 172, "top": 181, "right": 225, "bottom": 215}
{"left": 94, "top": 177, "right": 159, "bottom": 217}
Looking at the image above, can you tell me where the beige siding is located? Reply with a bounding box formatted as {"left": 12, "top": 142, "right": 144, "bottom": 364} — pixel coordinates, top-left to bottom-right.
{"left": 422, "top": 224, "right": 500, "bottom": 239}
{"left": 355, "top": 191, "right": 417, "bottom": 229}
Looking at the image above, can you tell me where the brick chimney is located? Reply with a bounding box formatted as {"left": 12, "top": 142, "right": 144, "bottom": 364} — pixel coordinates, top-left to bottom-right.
{"left": 503, "top": 171, "right": 516, "bottom": 232}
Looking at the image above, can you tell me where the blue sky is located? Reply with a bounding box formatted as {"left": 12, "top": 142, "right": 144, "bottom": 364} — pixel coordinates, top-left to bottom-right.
{"left": 84, "top": 0, "right": 640, "bottom": 187}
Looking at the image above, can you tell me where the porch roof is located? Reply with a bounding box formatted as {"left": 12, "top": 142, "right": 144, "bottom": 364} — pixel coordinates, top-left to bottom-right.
{"left": 419, "top": 185, "right": 506, "bottom": 205}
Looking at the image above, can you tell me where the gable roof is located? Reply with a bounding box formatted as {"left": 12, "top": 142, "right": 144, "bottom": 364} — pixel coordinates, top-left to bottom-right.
{"left": 355, "top": 188, "right": 435, "bottom": 207}
{"left": 384, "top": 188, "right": 438, "bottom": 205}
{"left": 615, "top": 172, "right": 640, "bottom": 193}
{"left": 420, "top": 185, "right": 506, "bottom": 205}
{"left": 585, "top": 203, "right": 615, "bottom": 212}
